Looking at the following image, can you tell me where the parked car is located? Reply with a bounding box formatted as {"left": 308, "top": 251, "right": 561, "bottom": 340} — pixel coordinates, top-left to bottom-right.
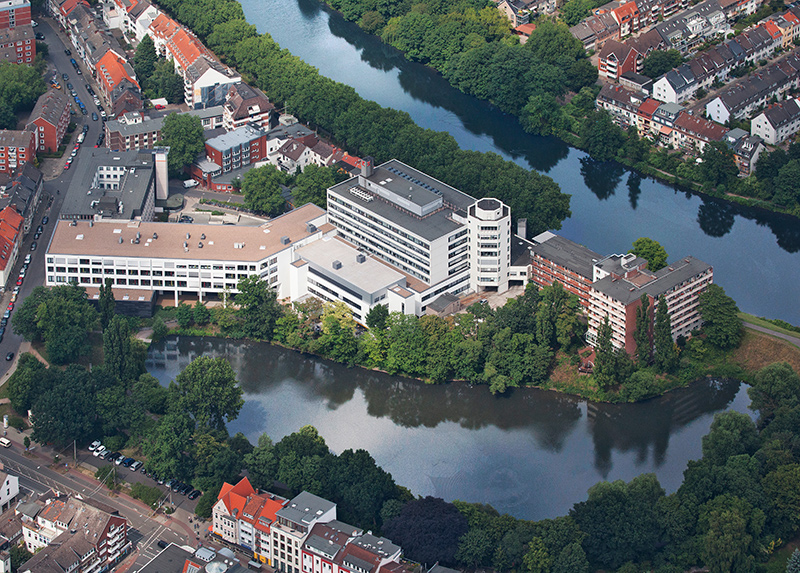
{"left": 89, "top": 440, "right": 102, "bottom": 451}
{"left": 109, "top": 452, "right": 123, "bottom": 463}
{"left": 30, "top": 19, "right": 38, "bottom": 26}
{"left": 130, "top": 460, "right": 143, "bottom": 471}
{"left": 62, "top": 73, "right": 69, "bottom": 81}
{"left": 91, "top": 112, "right": 98, "bottom": 121}
{"left": 30, "top": 242, "right": 37, "bottom": 251}
{"left": 42, "top": 216, "right": 49, "bottom": 225}
{"left": 188, "top": 490, "right": 201, "bottom": 500}
{"left": 64, "top": 48, "right": 71, "bottom": 55}
{"left": 35, "top": 32, "right": 45, "bottom": 40}
{"left": 1, "top": 318, "right": 7, "bottom": 327}
{"left": 93, "top": 446, "right": 107, "bottom": 457}
{"left": 98, "top": 449, "right": 110, "bottom": 459}
{"left": 157, "top": 540, "right": 169, "bottom": 549}
{"left": 82, "top": 124, "right": 89, "bottom": 133}
{"left": 121, "top": 457, "right": 135, "bottom": 467}
{"left": 5, "top": 352, "right": 14, "bottom": 362}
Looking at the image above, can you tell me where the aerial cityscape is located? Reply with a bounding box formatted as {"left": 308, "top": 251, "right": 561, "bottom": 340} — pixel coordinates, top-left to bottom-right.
{"left": 0, "top": 0, "right": 798, "bottom": 570}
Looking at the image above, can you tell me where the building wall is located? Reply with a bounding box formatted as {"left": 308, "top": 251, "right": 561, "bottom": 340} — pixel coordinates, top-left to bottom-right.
{"left": 0, "top": 131, "right": 34, "bottom": 174}
{"left": 31, "top": 101, "right": 70, "bottom": 153}
{"left": 467, "top": 199, "right": 511, "bottom": 292}
{"left": 0, "top": 0, "right": 31, "bottom": 29}
{"left": 529, "top": 255, "right": 593, "bottom": 310}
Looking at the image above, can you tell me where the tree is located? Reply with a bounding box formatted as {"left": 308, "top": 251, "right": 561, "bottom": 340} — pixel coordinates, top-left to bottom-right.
{"left": 103, "top": 315, "right": 143, "bottom": 383}
{"left": 773, "top": 159, "right": 800, "bottom": 207}
{"left": 174, "top": 356, "right": 244, "bottom": 431}
{"left": 142, "top": 409, "right": 196, "bottom": 481}
{"left": 11, "top": 286, "right": 53, "bottom": 341}
{"left": 698, "top": 494, "right": 764, "bottom": 573}
{"left": 161, "top": 113, "right": 205, "bottom": 177}
{"left": 151, "top": 316, "right": 169, "bottom": 342}
{"left": 175, "top": 302, "right": 193, "bottom": 328}
{"left": 147, "top": 59, "right": 185, "bottom": 103}
{"left": 552, "top": 542, "right": 589, "bottom": 573}
{"left": 366, "top": 304, "right": 389, "bottom": 330}
{"left": 193, "top": 301, "right": 211, "bottom": 326}
{"left": 653, "top": 295, "right": 678, "bottom": 373}
{"left": 570, "top": 474, "right": 665, "bottom": 569}
{"left": 456, "top": 529, "right": 493, "bottom": 568}
{"left": 383, "top": 497, "right": 469, "bottom": 566}
{"left": 787, "top": 548, "right": 800, "bottom": 573}
{"left": 560, "top": 0, "right": 595, "bottom": 26}
{"left": 630, "top": 237, "right": 668, "bottom": 271}
{"left": 236, "top": 275, "right": 283, "bottom": 340}
{"left": 763, "top": 463, "right": 800, "bottom": 538}
{"left": 7, "top": 353, "right": 47, "bottom": 412}
{"left": 98, "top": 278, "right": 115, "bottom": 330}
{"left": 521, "top": 93, "right": 566, "bottom": 137}
{"left": 700, "top": 141, "right": 739, "bottom": 189}
{"left": 133, "top": 34, "right": 158, "bottom": 90}
{"left": 523, "top": 537, "right": 552, "bottom": 573}
{"left": 698, "top": 284, "right": 742, "bottom": 349}
{"left": 31, "top": 365, "right": 96, "bottom": 447}
{"left": 242, "top": 165, "right": 287, "bottom": 216}
{"left": 593, "top": 317, "right": 616, "bottom": 389}
{"left": 701, "top": 411, "right": 760, "bottom": 466}
{"left": 292, "top": 164, "right": 344, "bottom": 208}
{"left": 10, "top": 543, "right": 33, "bottom": 571}
{"left": 633, "top": 294, "right": 651, "bottom": 367}
{"left": 642, "top": 49, "right": 683, "bottom": 78}
{"left": 581, "top": 111, "right": 626, "bottom": 162}
{"left": 748, "top": 362, "right": 800, "bottom": 425}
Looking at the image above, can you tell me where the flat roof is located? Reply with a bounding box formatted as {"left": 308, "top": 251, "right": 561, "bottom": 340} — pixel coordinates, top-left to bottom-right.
{"left": 510, "top": 233, "right": 534, "bottom": 267}
{"left": 276, "top": 491, "right": 335, "bottom": 526}
{"left": 328, "top": 158, "right": 474, "bottom": 243}
{"left": 295, "top": 236, "right": 405, "bottom": 295}
{"left": 593, "top": 255, "right": 712, "bottom": 303}
{"left": 47, "top": 203, "right": 326, "bottom": 261}
{"left": 530, "top": 232, "right": 602, "bottom": 280}
{"left": 60, "top": 149, "right": 155, "bottom": 220}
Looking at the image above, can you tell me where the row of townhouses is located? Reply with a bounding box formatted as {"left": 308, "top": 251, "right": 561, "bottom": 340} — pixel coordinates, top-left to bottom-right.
{"left": 705, "top": 50, "right": 800, "bottom": 122}
{"left": 209, "top": 477, "right": 453, "bottom": 573}
{"left": 572, "top": 0, "right": 752, "bottom": 53}
{"left": 650, "top": 20, "right": 796, "bottom": 103}
{"left": 596, "top": 83, "right": 764, "bottom": 173}
{"left": 0, "top": 162, "right": 44, "bottom": 283}
{"left": 528, "top": 232, "right": 713, "bottom": 355}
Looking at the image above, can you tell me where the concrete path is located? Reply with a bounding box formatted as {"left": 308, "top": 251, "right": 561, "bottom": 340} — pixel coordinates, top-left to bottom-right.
{"left": 744, "top": 321, "right": 800, "bottom": 349}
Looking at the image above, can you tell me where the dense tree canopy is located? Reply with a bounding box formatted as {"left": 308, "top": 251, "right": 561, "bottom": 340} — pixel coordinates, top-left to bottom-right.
{"left": 161, "top": 113, "right": 205, "bottom": 177}
{"left": 642, "top": 49, "right": 683, "bottom": 79}
{"left": 241, "top": 165, "right": 287, "bottom": 215}
{"left": 173, "top": 356, "right": 244, "bottom": 431}
{"left": 630, "top": 237, "right": 668, "bottom": 271}
{"left": 698, "top": 283, "right": 742, "bottom": 349}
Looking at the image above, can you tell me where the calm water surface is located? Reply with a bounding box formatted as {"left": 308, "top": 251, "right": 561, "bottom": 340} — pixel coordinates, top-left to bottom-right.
{"left": 147, "top": 337, "right": 752, "bottom": 521}
{"left": 241, "top": 0, "right": 800, "bottom": 325}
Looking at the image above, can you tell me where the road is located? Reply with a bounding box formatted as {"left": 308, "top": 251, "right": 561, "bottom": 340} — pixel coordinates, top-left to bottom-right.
{"left": 0, "top": 16, "right": 110, "bottom": 379}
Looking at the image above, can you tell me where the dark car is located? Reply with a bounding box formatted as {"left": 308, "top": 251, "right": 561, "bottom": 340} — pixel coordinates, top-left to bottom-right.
{"left": 1, "top": 318, "right": 7, "bottom": 327}
{"left": 91, "top": 112, "right": 98, "bottom": 121}
{"left": 187, "top": 490, "right": 201, "bottom": 500}
{"left": 64, "top": 48, "right": 71, "bottom": 56}
{"left": 62, "top": 73, "right": 69, "bottom": 81}
{"left": 82, "top": 124, "right": 89, "bottom": 133}
{"left": 106, "top": 452, "right": 121, "bottom": 462}
{"left": 35, "top": 32, "right": 45, "bottom": 40}
{"left": 42, "top": 216, "right": 49, "bottom": 225}
{"left": 157, "top": 540, "right": 169, "bottom": 549}
{"left": 121, "top": 457, "right": 135, "bottom": 467}
{"left": 5, "top": 352, "right": 13, "bottom": 362}
{"left": 30, "top": 242, "right": 37, "bottom": 251}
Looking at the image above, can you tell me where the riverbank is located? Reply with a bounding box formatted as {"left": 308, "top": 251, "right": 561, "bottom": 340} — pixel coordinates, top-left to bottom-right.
{"left": 150, "top": 308, "right": 800, "bottom": 404}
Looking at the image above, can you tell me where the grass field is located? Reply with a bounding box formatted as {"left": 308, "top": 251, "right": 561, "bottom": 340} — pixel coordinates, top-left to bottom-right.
{"left": 740, "top": 312, "right": 800, "bottom": 346}
{"left": 732, "top": 329, "right": 800, "bottom": 375}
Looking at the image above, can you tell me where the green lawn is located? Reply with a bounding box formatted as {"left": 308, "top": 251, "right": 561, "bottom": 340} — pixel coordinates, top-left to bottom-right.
{"left": 740, "top": 312, "right": 800, "bottom": 345}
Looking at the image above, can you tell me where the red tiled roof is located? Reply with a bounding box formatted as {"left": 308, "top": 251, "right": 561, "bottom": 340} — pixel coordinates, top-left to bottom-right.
{"left": 149, "top": 13, "right": 180, "bottom": 40}
{"left": 673, "top": 111, "right": 728, "bottom": 141}
{"left": 97, "top": 50, "right": 139, "bottom": 93}
{"left": 761, "top": 20, "right": 783, "bottom": 40}
{"left": 637, "top": 98, "right": 661, "bottom": 117}
{"left": 514, "top": 23, "right": 537, "bottom": 36}
{"left": 168, "top": 29, "right": 209, "bottom": 70}
{"left": 59, "top": 0, "right": 89, "bottom": 17}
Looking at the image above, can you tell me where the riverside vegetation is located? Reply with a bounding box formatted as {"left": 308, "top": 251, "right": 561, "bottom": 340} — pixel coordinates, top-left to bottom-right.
{"left": 317, "top": 0, "right": 800, "bottom": 217}
{"left": 5, "top": 280, "right": 800, "bottom": 572}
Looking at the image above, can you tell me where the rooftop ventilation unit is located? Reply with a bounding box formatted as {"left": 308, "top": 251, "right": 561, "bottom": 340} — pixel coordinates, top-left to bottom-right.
{"left": 332, "top": 260, "right": 342, "bottom": 270}
{"left": 280, "top": 236, "right": 290, "bottom": 245}
{"left": 356, "top": 254, "right": 365, "bottom": 263}
{"left": 306, "top": 223, "right": 317, "bottom": 233}
{"left": 153, "top": 232, "right": 158, "bottom": 239}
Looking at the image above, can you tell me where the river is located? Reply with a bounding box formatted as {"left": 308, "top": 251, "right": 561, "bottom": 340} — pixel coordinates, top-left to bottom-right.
{"left": 240, "top": 0, "right": 800, "bottom": 326}
{"left": 147, "top": 336, "right": 752, "bottom": 521}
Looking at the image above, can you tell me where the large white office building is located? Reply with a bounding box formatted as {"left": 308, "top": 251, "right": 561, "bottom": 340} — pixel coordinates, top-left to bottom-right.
{"left": 46, "top": 158, "right": 533, "bottom": 320}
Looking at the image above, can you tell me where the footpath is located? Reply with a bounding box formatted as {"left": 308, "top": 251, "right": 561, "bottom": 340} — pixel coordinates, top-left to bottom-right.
{"left": 743, "top": 321, "right": 800, "bottom": 349}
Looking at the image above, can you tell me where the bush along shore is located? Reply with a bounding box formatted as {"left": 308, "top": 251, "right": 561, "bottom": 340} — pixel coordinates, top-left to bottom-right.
{"left": 315, "top": 0, "right": 800, "bottom": 219}
{"left": 147, "top": 277, "right": 771, "bottom": 404}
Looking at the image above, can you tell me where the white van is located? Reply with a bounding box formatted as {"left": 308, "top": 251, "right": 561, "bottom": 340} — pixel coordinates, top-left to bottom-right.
{"left": 183, "top": 179, "right": 199, "bottom": 189}
{"left": 0, "top": 438, "right": 11, "bottom": 448}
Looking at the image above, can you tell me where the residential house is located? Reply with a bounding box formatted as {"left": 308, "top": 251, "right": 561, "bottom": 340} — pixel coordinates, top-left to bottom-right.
{"left": 48, "top": 0, "right": 88, "bottom": 29}
{"left": 20, "top": 496, "right": 129, "bottom": 573}
{"left": 570, "top": 12, "right": 620, "bottom": 50}
{"left": 105, "top": 111, "right": 163, "bottom": 150}
{"left": 0, "top": 0, "right": 30, "bottom": 29}
{"left": 184, "top": 55, "right": 241, "bottom": 109}
{"left": 671, "top": 110, "right": 729, "bottom": 152}
{"left": 0, "top": 162, "right": 43, "bottom": 234}
{"left": 598, "top": 40, "right": 641, "bottom": 80}
{"left": 27, "top": 88, "right": 70, "bottom": 153}
{"left": 271, "top": 492, "right": 337, "bottom": 573}
{"left": 620, "top": 71, "right": 654, "bottom": 93}
{"left": 597, "top": 83, "right": 648, "bottom": 127}
{"left": 0, "top": 205, "right": 23, "bottom": 287}
{"left": 495, "top": 0, "right": 554, "bottom": 26}
{"left": 751, "top": 97, "right": 800, "bottom": 143}
{"left": 223, "top": 82, "right": 275, "bottom": 131}
{"left": 0, "top": 130, "right": 34, "bottom": 175}
{"left": 706, "top": 51, "right": 800, "bottom": 123}
{"left": 725, "top": 128, "right": 764, "bottom": 175}
{"left": 110, "top": 77, "right": 143, "bottom": 118}
{"left": 654, "top": 0, "right": 727, "bottom": 54}
{"left": 0, "top": 473, "right": 18, "bottom": 514}
{"left": 652, "top": 64, "right": 697, "bottom": 103}
{"left": 0, "top": 24, "right": 34, "bottom": 64}
{"left": 96, "top": 49, "right": 139, "bottom": 103}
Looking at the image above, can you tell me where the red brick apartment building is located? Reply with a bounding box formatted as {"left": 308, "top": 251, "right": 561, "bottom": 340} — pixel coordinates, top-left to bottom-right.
{"left": 529, "top": 231, "right": 602, "bottom": 310}
{"left": 0, "top": 24, "right": 34, "bottom": 63}
{"left": 0, "top": 0, "right": 31, "bottom": 29}
{"left": 0, "top": 129, "right": 34, "bottom": 174}
{"left": 27, "top": 89, "right": 70, "bottom": 153}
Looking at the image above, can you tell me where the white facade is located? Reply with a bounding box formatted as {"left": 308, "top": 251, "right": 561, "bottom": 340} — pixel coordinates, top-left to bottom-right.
{"left": 652, "top": 76, "right": 680, "bottom": 104}
{"left": 751, "top": 98, "right": 800, "bottom": 144}
{"left": 467, "top": 198, "right": 511, "bottom": 293}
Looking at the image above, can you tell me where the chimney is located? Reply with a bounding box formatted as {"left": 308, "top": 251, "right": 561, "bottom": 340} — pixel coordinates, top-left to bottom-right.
{"left": 517, "top": 218, "right": 527, "bottom": 239}
{"left": 361, "top": 156, "right": 374, "bottom": 178}
{"left": 152, "top": 147, "right": 170, "bottom": 200}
